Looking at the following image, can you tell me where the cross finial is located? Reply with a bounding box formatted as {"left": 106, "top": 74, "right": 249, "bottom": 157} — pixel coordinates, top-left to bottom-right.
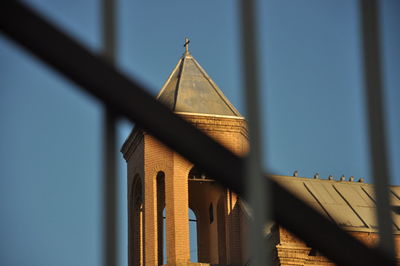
{"left": 184, "top": 37, "right": 190, "bottom": 54}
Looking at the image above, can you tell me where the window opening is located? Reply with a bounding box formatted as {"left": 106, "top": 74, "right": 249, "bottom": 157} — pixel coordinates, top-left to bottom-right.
{"left": 209, "top": 203, "right": 214, "bottom": 223}
{"left": 189, "top": 208, "right": 198, "bottom": 262}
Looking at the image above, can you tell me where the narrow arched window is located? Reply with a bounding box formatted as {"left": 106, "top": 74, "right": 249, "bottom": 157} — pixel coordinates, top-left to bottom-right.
{"left": 131, "top": 175, "right": 143, "bottom": 266}
{"left": 209, "top": 203, "right": 214, "bottom": 223}
{"left": 162, "top": 208, "right": 167, "bottom": 265}
{"left": 157, "top": 172, "right": 165, "bottom": 265}
{"left": 189, "top": 208, "right": 198, "bottom": 262}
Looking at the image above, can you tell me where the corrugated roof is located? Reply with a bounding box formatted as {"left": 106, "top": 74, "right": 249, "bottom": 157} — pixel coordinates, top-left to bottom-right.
{"left": 272, "top": 175, "right": 400, "bottom": 233}
{"left": 156, "top": 50, "right": 241, "bottom": 117}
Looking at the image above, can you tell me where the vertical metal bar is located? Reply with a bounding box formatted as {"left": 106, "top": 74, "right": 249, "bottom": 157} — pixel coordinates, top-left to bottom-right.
{"left": 102, "top": 0, "right": 118, "bottom": 265}
{"left": 239, "top": 0, "right": 269, "bottom": 265}
{"left": 360, "top": 0, "right": 395, "bottom": 259}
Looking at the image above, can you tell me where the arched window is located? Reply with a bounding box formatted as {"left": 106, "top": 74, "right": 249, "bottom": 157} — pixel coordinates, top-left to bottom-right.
{"left": 162, "top": 208, "right": 167, "bottom": 265}
{"left": 217, "top": 196, "right": 227, "bottom": 264}
{"left": 189, "top": 208, "right": 198, "bottom": 262}
{"left": 188, "top": 166, "right": 210, "bottom": 263}
{"left": 132, "top": 175, "right": 143, "bottom": 266}
{"left": 209, "top": 203, "right": 214, "bottom": 224}
{"left": 157, "top": 172, "right": 165, "bottom": 265}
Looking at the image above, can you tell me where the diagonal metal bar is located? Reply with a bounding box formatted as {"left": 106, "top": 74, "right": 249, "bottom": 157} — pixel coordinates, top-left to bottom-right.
{"left": 360, "top": 0, "right": 395, "bottom": 260}
{"left": 0, "top": 2, "right": 394, "bottom": 266}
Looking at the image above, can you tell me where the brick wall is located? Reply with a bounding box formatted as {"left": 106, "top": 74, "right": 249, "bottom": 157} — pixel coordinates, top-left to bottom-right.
{"left": 275, "top": 227, "right": 400, "bottom": 266}
{"left": 123, "top": 113, "right": 248, "bottom": 266}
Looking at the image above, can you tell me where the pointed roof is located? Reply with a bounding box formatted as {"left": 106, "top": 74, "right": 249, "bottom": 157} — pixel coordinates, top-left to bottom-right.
{"left": 156, "top": 40, "right": 241, "bottom": 117}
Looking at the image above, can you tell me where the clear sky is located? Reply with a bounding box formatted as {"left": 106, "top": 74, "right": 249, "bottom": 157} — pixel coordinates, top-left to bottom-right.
{"left": 0, "top": 0, "right": 399, "bottom": 265}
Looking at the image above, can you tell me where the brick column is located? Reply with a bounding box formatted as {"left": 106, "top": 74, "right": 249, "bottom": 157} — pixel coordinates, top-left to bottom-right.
{"left": 165, "top": 154, "right": 191, "bottom": 265}
{"left": 144, "top": 171, "right": 158, "bottom": 265}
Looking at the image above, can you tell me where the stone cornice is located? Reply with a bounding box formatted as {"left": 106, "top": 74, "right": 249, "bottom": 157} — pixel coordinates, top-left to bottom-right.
{"left": 121, "top": 127, "right": 144, "bottom": 161}
{"left": 121, "top": 112, "right": 248, "bottom": 161}
{"left": 178, "top": 112, "right": 248, "bottom": 139}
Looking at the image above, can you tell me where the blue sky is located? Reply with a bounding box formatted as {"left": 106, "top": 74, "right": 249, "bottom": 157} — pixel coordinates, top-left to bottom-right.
{"left": 0, "top": 0, "right": 399, "bottom": 265}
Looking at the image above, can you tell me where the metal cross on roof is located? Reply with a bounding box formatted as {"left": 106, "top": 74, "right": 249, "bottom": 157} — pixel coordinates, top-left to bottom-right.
{"left": 184, "top": 37, "right": 190, "bottom": 53}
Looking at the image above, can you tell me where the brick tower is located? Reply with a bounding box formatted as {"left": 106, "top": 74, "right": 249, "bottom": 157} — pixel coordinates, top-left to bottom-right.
{"left": 121, "top": 39, "right": 248, "bottom": 265}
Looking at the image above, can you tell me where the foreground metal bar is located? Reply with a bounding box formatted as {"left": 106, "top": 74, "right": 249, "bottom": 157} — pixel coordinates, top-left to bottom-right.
{"left": 240, "top": 0, "right": 269, "bottom": 265}
{"left": 360, "top": 0, "right": 395, "bottom": 259}
{"left": 101, "top": 0, "right": 118, "bottom": 265}
{"left": 0, "top": 2, "right": 394, "bottom": 265}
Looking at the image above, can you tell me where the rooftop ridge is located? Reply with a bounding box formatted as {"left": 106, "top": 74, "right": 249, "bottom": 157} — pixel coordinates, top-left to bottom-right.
{"left": 272, "top": 174, "right": 367, "bottom": 184}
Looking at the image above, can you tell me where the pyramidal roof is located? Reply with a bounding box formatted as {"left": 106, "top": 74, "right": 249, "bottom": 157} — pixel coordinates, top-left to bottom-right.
{"left": 156, "top": 40, "right": 241, "bottom": 117}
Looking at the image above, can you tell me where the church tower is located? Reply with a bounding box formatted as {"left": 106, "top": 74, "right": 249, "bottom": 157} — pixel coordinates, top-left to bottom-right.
{"left": 121, "top": 39, "right": 248, "bottom": 265}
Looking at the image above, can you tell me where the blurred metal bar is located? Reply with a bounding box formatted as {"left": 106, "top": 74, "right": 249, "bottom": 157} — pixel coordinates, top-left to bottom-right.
{"left": 239, "top": 0, "right": 269, "bottom": 265}
{"left": 360, "top": 0, "right": 395, "bottom": 259}
{"left": 102, "top": 0, "right": 116, "bottom": 62}
{"left": 101, "top": 0, "right": 118, "bottom": 266}
{"left": 0, "top": 2, "right": 394, "bottom": 265}
{"left": 102, "top": 111, "right": 118, "bottom": 266}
